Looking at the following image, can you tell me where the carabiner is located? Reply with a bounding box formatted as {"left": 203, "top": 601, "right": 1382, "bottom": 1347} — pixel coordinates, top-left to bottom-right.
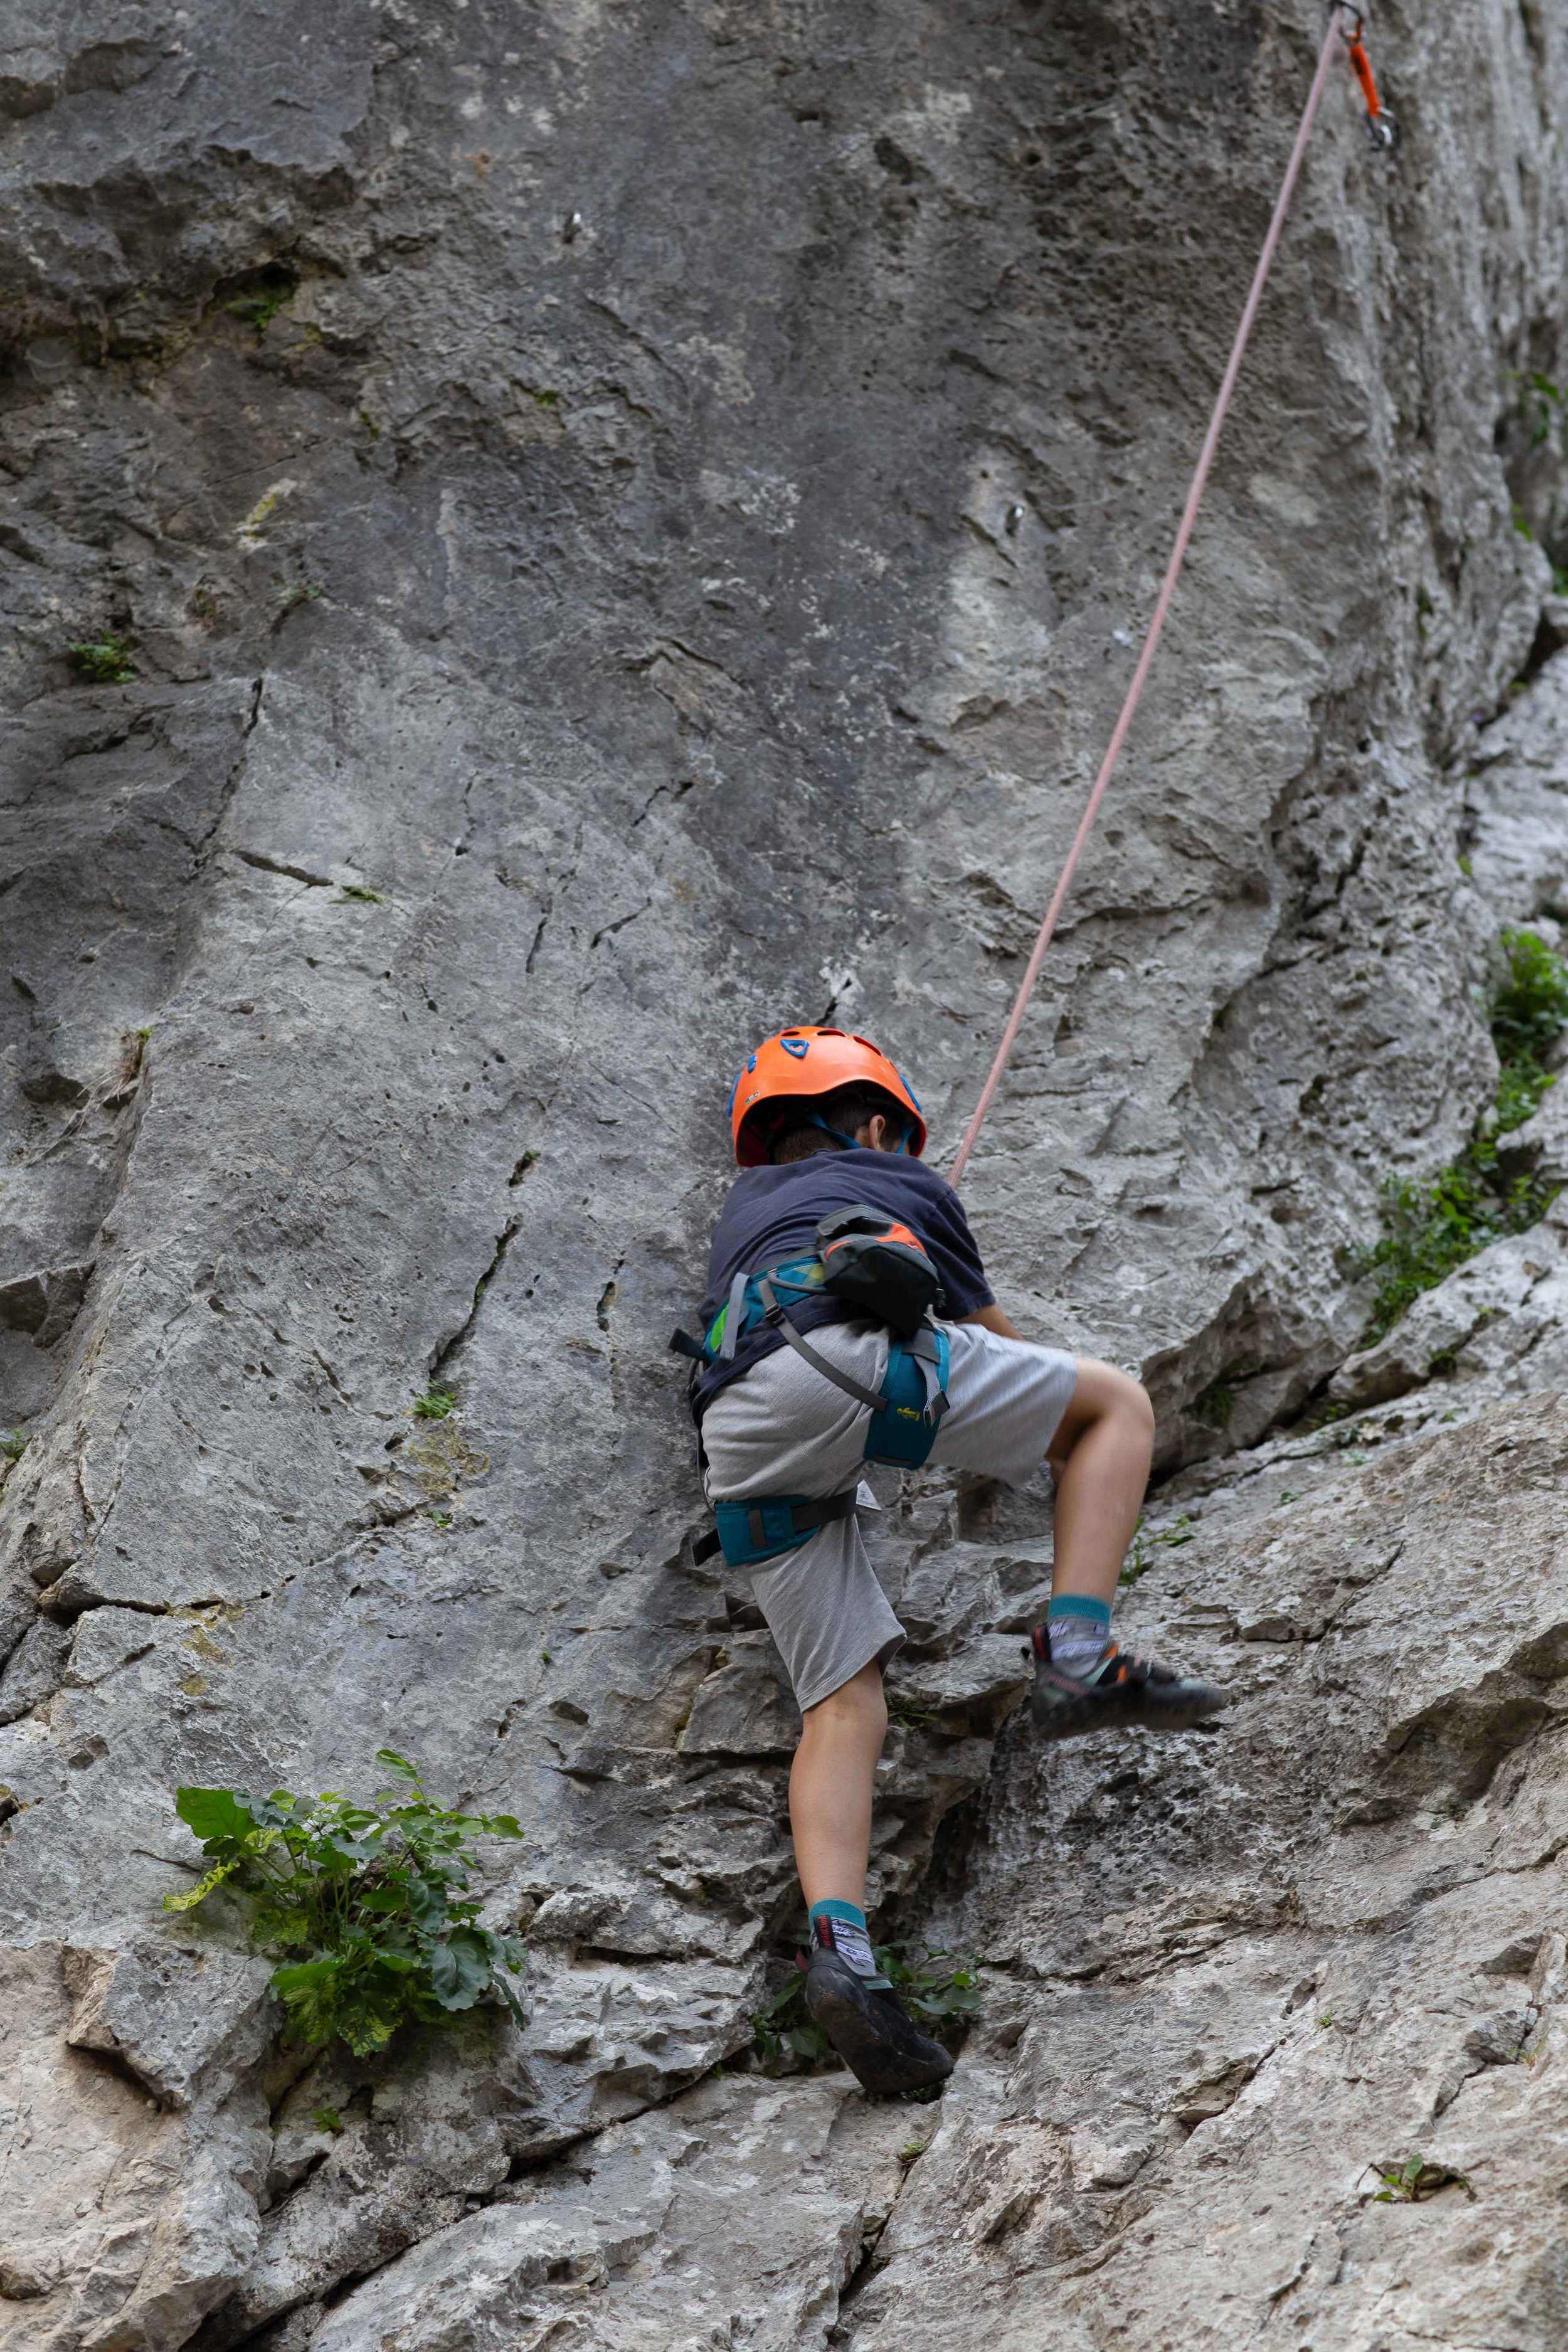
{"left": 1342, "top": 8, "right": 1399, "bottom": 154}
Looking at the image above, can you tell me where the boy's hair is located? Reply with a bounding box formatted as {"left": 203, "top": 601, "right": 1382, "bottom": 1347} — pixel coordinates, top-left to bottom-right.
{"left": 767, "top": 1083, "right": 909, "bottom": 1165}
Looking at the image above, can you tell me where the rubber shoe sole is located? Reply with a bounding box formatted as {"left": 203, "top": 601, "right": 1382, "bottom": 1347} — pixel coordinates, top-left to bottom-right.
{"left": 1030, "top": 1659, "right": 1228, "bottom": 1742}
{"left": 803, "top": 1949, "right": 955, "bottom": 2097}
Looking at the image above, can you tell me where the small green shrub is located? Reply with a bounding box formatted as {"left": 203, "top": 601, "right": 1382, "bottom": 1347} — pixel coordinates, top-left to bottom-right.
{"left": 1121, "top": 1512, "right": 1195, "bottom": 1585}
{"left": 164, "top": 1750, "right": 526, "bottom": 2057}
{"left": 0, "top": 1429, "right": 26, "bottom": 1464}
{"left": 1370, "top": 2151, "right": 1468, "bottom": 2203}
{"left": 886, "top": 1692, "right": 936, "bottom": 1729}
{"left": 69, "top": 636, "right": 136, "bottom": 684}
{"left": 753, "top": 1941, "right": 980, "bottom": 2069}
{"left": 1518, "top": 369, "right": 1566, "bottom": 447}
{"left": 228, "top": 283, "right": 295, "bottom": 332}
{"left": 413, "top": 1385, "right": 457, "bottom": 1420}
{"left": 1354, "top": 928, "right": 1568, "bottom": 1342}
{"left": 335, "top": 884, "right": 389, "bottom": 905}
{"left": 1490, "top": 925, "right": 1568, "bottom": 1100}
{"left": 1191, "top": 1377, "right": 1234, "bottom": 1428}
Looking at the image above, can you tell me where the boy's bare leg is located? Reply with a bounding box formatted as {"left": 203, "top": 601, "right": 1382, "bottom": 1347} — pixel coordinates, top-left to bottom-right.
{"left": 1034, "top": 1353, "right": 1226, "bottom": 1732}
{"left": 792, "top": 1660, "right": 955, "bottom": 2093}
{"left": 1045, "top": 1357, "right": 1155, "bottom": 1604}
{"left": 789, "top": 1660, "right": 887, "bottom": 1912}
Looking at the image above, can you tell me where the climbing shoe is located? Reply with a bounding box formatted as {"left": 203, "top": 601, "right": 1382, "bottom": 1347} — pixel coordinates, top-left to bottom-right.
{"left": 1028, "top": 1626, "right": 1227, "bottom": 1741}
{"left": 803, "top": 1933, "right": 955, "bottom": 2098}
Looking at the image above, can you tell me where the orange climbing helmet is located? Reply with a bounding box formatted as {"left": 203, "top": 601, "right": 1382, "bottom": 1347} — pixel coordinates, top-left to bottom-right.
{"left": 729, "top": 1027, "right": 927, "bottom": 1167}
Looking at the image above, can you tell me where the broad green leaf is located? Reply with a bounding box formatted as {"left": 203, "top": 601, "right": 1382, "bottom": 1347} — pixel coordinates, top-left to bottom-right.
{"left": 479, "top": 1814, "right": 525, "bottom": 1840}
{"left": 309, "top": 1841, "right": 361, "bottom": 1877}
{"left": 755, "top": 1976, "right": 805, "bottom": 2023}
{"left": 374, "top": 1750, "right": 422, "bottom": 1781}
{"left": 405, "top": 1875, "right": 447, "bottom": 1933}
{"left": 176, "top": 1786, "right": 257, "bottom": 1843}
{"left": 429, "top": 1928, "right": 493, "bottom": 2011}
{"left": 270, "top": 1957, "right": 342, "bottom": 1992}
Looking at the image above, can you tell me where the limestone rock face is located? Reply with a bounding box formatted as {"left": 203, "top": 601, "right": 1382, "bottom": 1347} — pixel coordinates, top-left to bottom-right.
{"left": 849, "top": 1392, "right": 1568, "bottom": 2351}
{"left": 2, "top": 0, "right": 1568, "bottom": 2345}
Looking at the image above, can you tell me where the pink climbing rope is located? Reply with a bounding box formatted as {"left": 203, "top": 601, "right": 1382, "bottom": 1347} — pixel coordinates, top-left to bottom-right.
{"left": 948, "top": 4, "right": 1355, "bottom": 1186}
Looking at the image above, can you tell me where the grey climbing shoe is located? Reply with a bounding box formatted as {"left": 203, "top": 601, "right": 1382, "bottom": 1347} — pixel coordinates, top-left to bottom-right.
{"left": 804, "top": 1940, "right": 955, "bottom": 2098}
{"left": 1029, "top": 1627, "right": 1227, "bottom": 1740}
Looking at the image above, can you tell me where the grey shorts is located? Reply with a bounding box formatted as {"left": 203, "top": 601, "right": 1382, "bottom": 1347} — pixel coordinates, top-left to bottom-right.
{"left": 701, "top": 1320, "right": 1077, "bottom": 1712}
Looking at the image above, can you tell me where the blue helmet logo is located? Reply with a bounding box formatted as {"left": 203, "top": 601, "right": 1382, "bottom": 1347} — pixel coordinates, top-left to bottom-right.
{"left": 781, "top": 1036, "right": 809, "bottom": 1059}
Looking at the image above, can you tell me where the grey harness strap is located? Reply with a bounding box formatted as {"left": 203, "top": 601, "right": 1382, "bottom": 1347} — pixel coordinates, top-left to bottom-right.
{"left": 756, "top": 1277, "right": 887, "bottom": 1413}
{"left": 718, "top": 1269, "right": 750, "bottom": 1362}
{"left": 901, "top": 1323, "right": 948, "bottom": 1421}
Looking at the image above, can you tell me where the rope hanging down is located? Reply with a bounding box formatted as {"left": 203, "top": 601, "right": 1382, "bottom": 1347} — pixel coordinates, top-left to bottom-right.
{"left": 948, "top": 4, "right": 1389, "bottom": 1186}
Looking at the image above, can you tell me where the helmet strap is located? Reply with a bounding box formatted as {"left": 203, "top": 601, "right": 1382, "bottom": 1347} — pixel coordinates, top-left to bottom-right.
{"left": 802, "top": 1113, "right": 861, "bottom": 1150}
{"left": 800, "top": 1110, "right": 910, "bottom": 1155}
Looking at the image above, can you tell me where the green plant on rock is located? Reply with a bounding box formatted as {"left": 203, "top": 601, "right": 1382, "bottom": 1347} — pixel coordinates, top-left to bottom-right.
{"left": 1192, "top": 1364, "right": 1259, "bottom": 1431}
{"left": 1490, "top": 924, "right": 1568, "bottom": 1108}
{"left": 335, "top": 883, "right": 389, "bottom": 906}
{"left": 1370, "top": 2151, "right": 1468, "bottom": 2203}
{"left": 1353, "top": 928, "right": 1568, "bottom": 1343}
{"left": 885, "top": 1692, "right": 936, "bottom": 1730}
{"left": 752, "top": 1941, "right": 980, "bottom": 2071}
{"left": 227, "top": 283, "right": 295, "bottom": 332}
{"left": 1121, "top": 1512, "right": 1195, "bottom": 1586}
{"left": 164, "top": 1750, "right": 526, "bottom": 2057}
{"left": 414, "top": 1385, "right": 457, "bottom": 1419}
{"left": 1517, "top": 369, "right": 1567, "bottom": 447}
{"left": 0, "top": 1428, "right": 26, "bottom": 1464}
{"left": 69, "top": 635, "right": 136, "bottom": 684}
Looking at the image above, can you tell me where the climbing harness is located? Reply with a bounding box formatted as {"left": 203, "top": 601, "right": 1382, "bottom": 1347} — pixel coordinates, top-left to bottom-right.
{"left": 947, "top": 1, "right": 1397, "bottom": 1187}
{"left": 674, "top": 1208, "right": 953, "bottom": 1567}
{"left": 699, "top": 1487, "right": 859, "bottom": 1571}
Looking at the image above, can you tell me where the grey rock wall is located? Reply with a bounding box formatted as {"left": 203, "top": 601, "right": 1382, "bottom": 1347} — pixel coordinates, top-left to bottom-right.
{"left": 3, "top": 0, "right": 1568, "bottom": 2345}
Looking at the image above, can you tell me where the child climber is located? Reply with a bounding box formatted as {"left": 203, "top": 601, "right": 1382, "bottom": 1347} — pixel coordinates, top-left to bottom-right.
{"left": 681, "top": 1027, "right": 1225, "bottom": 2095}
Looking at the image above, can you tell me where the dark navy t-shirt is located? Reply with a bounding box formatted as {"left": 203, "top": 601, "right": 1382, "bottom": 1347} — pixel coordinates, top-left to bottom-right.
{"left": 689, "top": 1150, "right": 993, "bottom": 1420}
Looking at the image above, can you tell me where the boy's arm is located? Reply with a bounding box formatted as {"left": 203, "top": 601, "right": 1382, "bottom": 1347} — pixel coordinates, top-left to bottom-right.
{"left": 959, "top": 1302, "right": 1025, "bottom": 1341}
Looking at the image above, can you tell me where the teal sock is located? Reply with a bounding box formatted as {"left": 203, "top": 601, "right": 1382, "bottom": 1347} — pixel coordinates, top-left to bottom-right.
{"left": 808, "top": 1898, "right": 888, "bottom": 1986}
{"left": 1047, "top": 1592, "right": 1113, "bottom": 1678}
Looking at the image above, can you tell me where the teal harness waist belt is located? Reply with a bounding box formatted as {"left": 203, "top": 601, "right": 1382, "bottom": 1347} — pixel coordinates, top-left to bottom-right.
{"left": 684, "top": 1254, "right": 951, "bottom": 1571}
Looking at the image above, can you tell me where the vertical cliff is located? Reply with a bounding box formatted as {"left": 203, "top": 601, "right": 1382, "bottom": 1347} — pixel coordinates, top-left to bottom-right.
{"left": 3, "top": 1, "right": 1568, "bottom": 2344}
